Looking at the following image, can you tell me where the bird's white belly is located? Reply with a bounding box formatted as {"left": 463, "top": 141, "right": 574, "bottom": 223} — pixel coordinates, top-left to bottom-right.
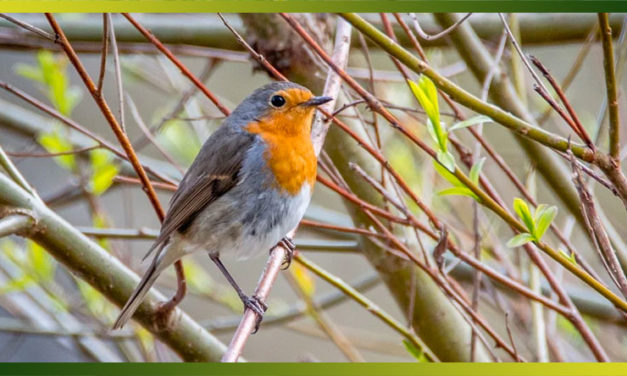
{"left": 173, "top": 183, "right": 311, "bottom": 261}
{"left": 229, "top": 183, "right": 311, "bottom": 260}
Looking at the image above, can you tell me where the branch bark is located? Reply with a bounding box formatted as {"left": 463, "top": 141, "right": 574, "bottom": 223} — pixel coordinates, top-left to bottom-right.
{"left": 599, "top": 13, "right": 621, "bottom": 161}
{"left": 1, "top": 14, "right": 624, "bottom": 51}
{"left": 0, "top": 167, "right": 229, "bottom": 361}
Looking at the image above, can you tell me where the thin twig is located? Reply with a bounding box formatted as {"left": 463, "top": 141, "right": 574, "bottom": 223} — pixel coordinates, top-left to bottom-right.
{"left": 594, "top": 15, "right": 627, "bottom": 143}
{"left": 126, "top": 93, "right": 185, "bottom": 174}
{"left": 0, "top": 214, "right": 33, "bottom": 238}
{"left": 0, "top": 145, "right": 40, "bottom": 199}
{"left": 498, "top": 13, "right": 552, "bottom": 98}
{"left": 46, "top": 14, "right": 165, "bottom": 221}
{"left": 122, "top": 13, "right": 230, "bottom": 116}
{"left": 598, "top": 13, "right": 621, "bottom": 160}
{"left": 113, "top": 175, "right": 177, "bottom": 191}
{"left": 538, "top": 24, "right": 598, "bottom": 125}
{"left": 568, "top": 148, "right": 627, "bottom": 298}
{"left": 530, "top": 56, "right": 594, "bottom": 149}
{"left": 0, "top": 80, "right": 175, "bottom": 185}
{"left": 410, "top": 13, "right": 473, "bottom": 41}
{"left": 107, "top": 13, "right": 126, "bottom": 133}
{"left": 217, "top": 13, "right": 287, "bottom": 81}
{"left": 284, "top": 272, "right": 365, "bottom": 362}
{"left": 504, "top": 313, "right": 521, "bottom": 362}
{"left": 0, "top": 13, "right": 55, "bottom": 41}
{"left": 220, "top": 17, "right": 352, "bottom": 363}
{"left": 295, "top": 255, "right": 439, "bottom": 362}
{"left": 299, "top": 219, "right": 386, "bottom": 239}
{"left": 132, "top": 59, "right": 218, "bottom": 152}
{"left": 96, "top": 14, "right": 109, "bottom": 96}
{"left": 5, "top": 145, "right": 100, "bottom": 158}
{"left": 46, "top": 13, "right": 192, "bottom": 335}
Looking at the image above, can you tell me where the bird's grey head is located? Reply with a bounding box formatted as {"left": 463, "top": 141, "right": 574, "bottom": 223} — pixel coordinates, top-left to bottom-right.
{"left": 229, "top": 82, "right": 331, "bottom": 124}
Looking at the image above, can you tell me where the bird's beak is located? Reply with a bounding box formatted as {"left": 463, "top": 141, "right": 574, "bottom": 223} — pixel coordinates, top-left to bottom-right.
{"left": 300, "top": 96, "right": 333, "bottom": 107}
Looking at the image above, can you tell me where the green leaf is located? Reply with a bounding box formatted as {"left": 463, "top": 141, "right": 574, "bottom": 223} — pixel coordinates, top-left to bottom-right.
{"left": 89, "top": 149, "right": 119, "bottom": 195}
{"left": 469, "top": 157, "right": 486, "bottom": 185}
{"left": 14, "top": 63, "right": 45, "bottom": 83}
{"left": 436, "top": 149, "right": 456, "bottom": 172}
{"left": 534, "top": 204, "right": 548, "bottom": 221}
{"left": 408, "top": 78, "right": 439, "bottom": 128}
{"left": 535, "top": 206, "right": 557, "bottom": 240}
{"left": 409, "top": 77, "right": 446, "bottom": 151}
{"left": 418, "top": 75, "right": 439, "bottom": 117}
{"left": 438, "top": 186, "right": 477, "bottom": 199}
{"left": 402, "top": 340, "right": 427, "bottom": 362}
{"left": 38, "top": 50, "right": 70, "bottom": 115}
{"left": 559, "top": 249, "right": 578, "bottom": 265}
{"left": 17, "top": 50, "right": 81, "bottom": 116}
{"left": 506, "top": 232, "right": 535, "bottom": 248}
{"left": 38, "top": 125, "right": 75, "bottom": 170}
{"left": 426, "top": 118, "right": 439, "bottom": 146}
{"left": 432, "top": 160, "right": 463, "bottom": 187}
{"left": 513, "top": 198, "right": 535, "bottom": 234}
{"left": 448, "top": 115, "right": 493, "bottom": 132}
{"left": 92, "top": 164, "right": 118, "bottom": 196}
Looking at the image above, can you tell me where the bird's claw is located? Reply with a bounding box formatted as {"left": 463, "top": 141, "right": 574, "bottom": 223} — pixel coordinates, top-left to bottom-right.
{"left": 278, "top": 237, "right": 296, "bottom": 270}
{"left": 241, "top": 294, "right": 267, "bottom": 334}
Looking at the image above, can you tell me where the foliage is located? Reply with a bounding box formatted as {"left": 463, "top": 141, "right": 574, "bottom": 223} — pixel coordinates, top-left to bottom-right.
{"left": 507, "top": 198, "right": 558, "bottom": 247}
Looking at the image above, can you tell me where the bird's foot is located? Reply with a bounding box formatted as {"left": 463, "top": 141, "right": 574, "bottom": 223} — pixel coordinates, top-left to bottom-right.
{"left": 278, "top": 236, "right": 296, "bottom": 270}
{"left": 241, "top": 294, "right": 268, "bottom": 334}
{"left": 154, "top": 300, "right": 178, "bottom": 330}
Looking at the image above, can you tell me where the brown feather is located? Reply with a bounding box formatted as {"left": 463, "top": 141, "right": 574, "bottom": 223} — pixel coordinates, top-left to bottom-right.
{"left": 143, "top": 127, "right": 256, "bottom": 260}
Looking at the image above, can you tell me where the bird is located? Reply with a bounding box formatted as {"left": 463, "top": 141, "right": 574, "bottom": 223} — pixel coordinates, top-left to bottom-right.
{"left": 112, "top": 81, "right": 332, "bottom": 331}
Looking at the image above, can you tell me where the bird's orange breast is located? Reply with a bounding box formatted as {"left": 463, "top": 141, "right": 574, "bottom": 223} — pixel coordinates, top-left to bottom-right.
{"left": 245, "top": 109, "right": 317, "bottom": 195}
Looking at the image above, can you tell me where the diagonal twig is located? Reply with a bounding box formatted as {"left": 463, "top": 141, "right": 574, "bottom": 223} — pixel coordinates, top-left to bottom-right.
{"left": 568, "top": 147, "right": 627, "bottom": 299}
{"left": 410, "top": 12, "right": 472, "bottom": 41}
{"left": 220, "top": 17, "right": 353, "bottom": 363}
{"left": 122, "top": 13, "right": 231, "bottom": 117}
{"left": 598, "top": 13, "right": 622, "bottom": 160}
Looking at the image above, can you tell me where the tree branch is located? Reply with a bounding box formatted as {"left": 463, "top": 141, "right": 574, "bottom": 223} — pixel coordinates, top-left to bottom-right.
{"left": 220, "top": 17, "right": 353, "bottom": 363}
{"left": 0, "top": 161, "right": 229, "bottom": 361}
{"left": 599, "top": 13, "right": 621, "bottom": 160}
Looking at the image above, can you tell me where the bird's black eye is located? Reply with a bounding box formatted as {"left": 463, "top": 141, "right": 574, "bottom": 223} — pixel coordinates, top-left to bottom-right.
{"left": 270, "top": 95, "right": 286, "bottom": 108}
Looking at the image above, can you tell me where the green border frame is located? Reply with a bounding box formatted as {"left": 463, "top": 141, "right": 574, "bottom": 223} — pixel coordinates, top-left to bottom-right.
{"left": 0, "top": 1, "right": 627, "bottom": 12}
{"left": 0, "top": 0, "right": 626, "bottom": 372}
{"left": 0, "top": 363, "right": 626, "bottom": 375}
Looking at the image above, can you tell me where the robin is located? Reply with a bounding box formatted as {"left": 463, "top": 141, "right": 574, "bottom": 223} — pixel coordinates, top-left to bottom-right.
{"left": 112, "top": 81, "right": 332, "bottom": 330}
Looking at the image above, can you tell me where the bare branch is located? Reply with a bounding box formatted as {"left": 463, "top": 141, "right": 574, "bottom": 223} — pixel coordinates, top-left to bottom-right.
{"left": 96, "top": 14, "right": 109, "bottom": 96}
{"left": 220, "top": 17, "right": 353, "bottom": 363}
{"left": 410, "top": 12, "right": 472, "bottom": 41}
{"left": 569, "top": 148, "right": 627, "bottom": 298}
{"left": 599, "top": 13, "right": 622, "bottom": 160}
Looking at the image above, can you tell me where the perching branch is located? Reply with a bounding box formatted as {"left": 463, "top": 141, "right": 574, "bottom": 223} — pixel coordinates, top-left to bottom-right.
{"left": 220, "top": 17, "right": 353, "bottom": 363}
{"left": 0, "top": 153, "right": 230, "bottom": 361}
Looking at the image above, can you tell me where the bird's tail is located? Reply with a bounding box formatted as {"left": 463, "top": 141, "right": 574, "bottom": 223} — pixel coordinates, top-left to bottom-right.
{"left": 112, "top": 250, "right": 166, "bottom": 329}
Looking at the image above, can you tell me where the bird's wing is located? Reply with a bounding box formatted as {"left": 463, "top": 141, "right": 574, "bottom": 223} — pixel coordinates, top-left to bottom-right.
{"left": 143, "top": 126, "right": 257, "bottom": 260}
